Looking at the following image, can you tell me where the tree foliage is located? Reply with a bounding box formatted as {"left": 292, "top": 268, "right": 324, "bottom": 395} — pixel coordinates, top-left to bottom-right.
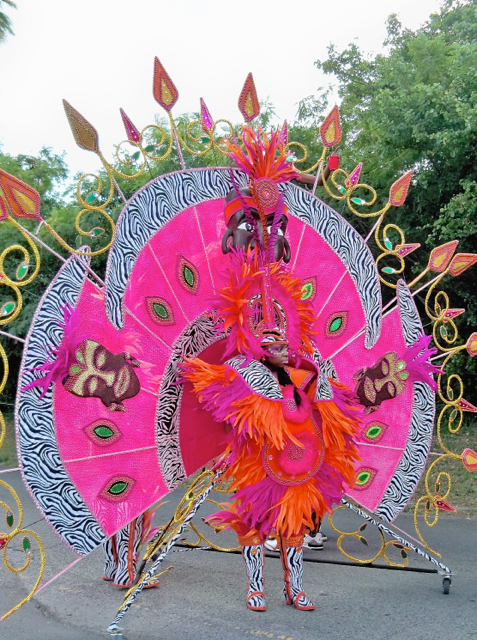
{"left": 0, "top": 0, "right": 16, "bottom": 44}
{"left": 305, "top": 0, "right": 477, "bottom": 396}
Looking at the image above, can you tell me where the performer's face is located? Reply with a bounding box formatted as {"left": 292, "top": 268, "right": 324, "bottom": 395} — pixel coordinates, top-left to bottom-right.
{"left": 222, "top": 209, "right": 291, "bottom": 263}
{"left": 263, "top": 343, "right": 289, "bottom": 368}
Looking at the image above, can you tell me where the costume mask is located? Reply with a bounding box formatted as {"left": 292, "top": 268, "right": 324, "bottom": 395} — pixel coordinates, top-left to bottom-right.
{"left": 221, "top": 187, "right": 291, "bottom": 262}
{"left": 63, "top": 339, "right": 141, "bottom": 411}
{"left": 353, "top": 351, "right": 409, "bottom": 414}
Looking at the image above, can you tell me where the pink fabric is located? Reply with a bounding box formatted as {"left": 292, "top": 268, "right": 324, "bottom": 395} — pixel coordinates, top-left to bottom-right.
{"left": 333, "top": 306, "right": 412, "bottom": 511}
{"left": 54, "top": 280, "right": 169, "bottom": 537}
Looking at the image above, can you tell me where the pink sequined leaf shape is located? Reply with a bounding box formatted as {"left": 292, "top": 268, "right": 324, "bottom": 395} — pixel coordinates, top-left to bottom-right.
{"left": 395, "top": 243, "right": 420, "bottom": 258}
{"left": 83, "top": 419, "right": 122, "bottom": 447}
{"left": 301, "top": 276, "right": 317, "bottom": 302}
{"left": 448, "top": 253, "right": 477, "bottom": 277}
{"left": 0, "top": 169, "right": 42, "bottom": 221}
{"left": 120, "top": 108, "right": 140, "bottom": 143}
{"left": 354, "top": 467, "right": 377, "bottom": 490}
{"left": 177, "top": 256, "right": 200, "bottom": 294}
{"left": 320, "top": 105, "right": 341, "bottom": 148}
{"left": 99, "top": 475, "right": 135, "bottom": 502}
{"left": 344, "top": 163, "right": 363, "bottom": 189}
{"left": 325, "top": 311, "right": 348, "bottom": 338}
{"left": 427, "top": 240, "right": 458, "bottom": 272}
{"left": 462, "top": 448, "right": 477, "bottom": 471}
{"left": 277, "top": 120, "right": 288, "bottom": 146}
{"left": 63, "top": 100, "right": 99, "bottom": 153}
{"left": 200, "top": 98, "right": 214, "bottom": 133}
{"left": 388, "top": 170, "right": 413, "bottom": 207}
{"left": 153, "top": 57, "right": 179, "bottom": 112}
{"left": 145, "top": 296, "right": 176, "bottom": 326}
{"left": 362, "top": 421, "right": 388, "bottom": 443}
{"left": 465, "top": 333, "right": 477, "bottom": 357}
{"left": 238, "top": 73, "right": 260, "bottom": 123}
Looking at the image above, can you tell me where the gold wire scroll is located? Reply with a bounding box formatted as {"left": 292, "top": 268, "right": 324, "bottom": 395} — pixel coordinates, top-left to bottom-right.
{"left": 329, "top": 506, "right": 411, "bottom": 568}
{"left": 0, "top": 216, "right": 46, "bottom": 618}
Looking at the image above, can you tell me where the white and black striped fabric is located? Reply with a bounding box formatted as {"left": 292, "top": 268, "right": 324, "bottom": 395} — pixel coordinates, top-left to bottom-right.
{"left": 156, "top": 314, "right": 225, "bottom": 491}
{"left": 373, "top": 281, "right": 435, "bottom": 522}
{"left": 226, "top": 357, "right": 283, "bottom": 399}
{"left": 284, "top": 185, "right": 382, "bottom": 349}
{"left": 16, "top": 253, "right": 106, "bottom": 555}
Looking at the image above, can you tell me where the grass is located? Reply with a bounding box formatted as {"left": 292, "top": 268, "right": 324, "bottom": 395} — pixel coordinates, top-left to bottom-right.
{"left": 0, "top": 412, "right": 17, "bottom": 468}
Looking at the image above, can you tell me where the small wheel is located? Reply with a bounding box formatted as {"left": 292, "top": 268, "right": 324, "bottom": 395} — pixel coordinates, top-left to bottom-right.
{"left": 442, "top": 576, "right": 451, "bottom": 594}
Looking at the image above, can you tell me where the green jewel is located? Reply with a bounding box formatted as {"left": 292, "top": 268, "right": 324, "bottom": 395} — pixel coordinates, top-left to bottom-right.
{"left": 69, "top": 365, "right": 81, "bottom": 375}
{"left": 450, "top": 408, "right": 458, "bottom": 422}
{"left": 153, "top": 302, "right": 169, "bottom": 320}
{"left": 329, "top": 317, "right": 343, "bottom": 333}
{"left": 384, "top": 236, "right": 393, "bottom": 250}
{"left": 89, "top": 227, "right": 105, "bottom": 238}
{"left": 16, "top": 262, "right": 29, "bottom": 281}
{"left": 351, "top": 197, "right": 366, "bottom": 205}
{"left": 1, "top": 301, "right": 16, "bottom": 317}
{"left": 359, "top": 524, "right": 368, "bottom": 532}
{"left": 144, "top": 144, "right": 155, "bottom": 152}
{"left": 399, "top": 372, "right": 409, "bottom": 380}
{"left": 188, "top": 492, "right": 194, "bottom": 499}
{"left": 86, "top": 193, "right": 97, "bottom": 203}
{"left": 401, "top": 550, "right": 408, "bottom": 559}
{"left": 183, "top": 266, "right": 195, "bottom": 287}
{"left": 132, "top": 151, "right": 141, "bottom": 161}
{"left": 338, "top": 185, "right": 347, "bottom": 194}
{"left": 397, "top": 361, "right": 405, "bottom": 370}
{"left": 440, "top": 325, "right": 448, "bottom": 339}
{"left": 22, "top": 536, "right": 31, "bottom": 554}
{"left": 93, "top": 425, "right": 115, "bottom": 440}
{"left": 356, "top": 471, "right": 371, "bottom": 486}
{"left": 108, "top": 481, "right": 129, "bottom": 496}
{"left": 359, "top": 536, "right": 368, "bottom": 546}
{"left": 382, "top": 266, "right": 396, "bottom": 274}
{"left": 426, "top": 500, "right": 431, "bottom": 510}
{"left": 76, "top": 351, "right": 84, "bottom": 362}
{"left": 394, "top": 543, "right": 404, "bottom": 550}
{"left": 6, "top": 511, "right": 14, "bottom": 528}
{"left": 200, "top": 137, "right": 209, "bottom": 144}
{"left": 365, "top": 425, "right": 382, "bottom": 440}
{"left": 301, "top": 283, "right": 313, "bottom": 300}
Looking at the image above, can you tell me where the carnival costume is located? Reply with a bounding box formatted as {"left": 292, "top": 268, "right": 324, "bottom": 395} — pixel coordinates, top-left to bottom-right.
{"left": 5, "top": 72, "right": 456, "bottom": 625}
{"left": 181, "top": 128, "right": 439, "bottom": 610}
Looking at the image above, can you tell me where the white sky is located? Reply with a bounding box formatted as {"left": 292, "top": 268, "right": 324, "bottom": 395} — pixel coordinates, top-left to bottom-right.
{"left": 0, "top": 0, "right": 443, "bottom": 179}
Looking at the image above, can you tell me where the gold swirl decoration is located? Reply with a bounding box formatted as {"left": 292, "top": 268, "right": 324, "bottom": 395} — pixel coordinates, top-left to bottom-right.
{"left": 329, "top": 506, "right": 411, "bottom": 568}
{"left": 0, "top": 338, "right": 45, "bottom": 619}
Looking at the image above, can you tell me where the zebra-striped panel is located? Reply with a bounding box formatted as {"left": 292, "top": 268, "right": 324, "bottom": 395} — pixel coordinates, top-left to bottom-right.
{"left": 284, "top": 185, "right": 382, "bottom": 349}
{"left": 105, "top": 168, "right": 248, "bottom": 330}
{"left": 373, "top": 281, "right": 435, "bottom": 522}
{"left": 226, "top": 357, "right": 283, "bottom": 399}
{"left": 156, "top": 314, "right": 225, "bottom": 491}
{"left": 15, "top": 253, "right": 106, "bottom": 555}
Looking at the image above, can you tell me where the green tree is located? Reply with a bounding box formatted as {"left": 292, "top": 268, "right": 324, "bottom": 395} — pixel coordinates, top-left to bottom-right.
{"left": 0, "top": 0, "right": 16, "bottom": 44}
{"left": 303, "top": 0, "right": 477, "bottom": 397}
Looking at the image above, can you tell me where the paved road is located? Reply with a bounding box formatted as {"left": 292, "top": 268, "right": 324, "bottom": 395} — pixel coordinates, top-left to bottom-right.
{"left": 1, "top": 469, "right": 476, "bottom": 640}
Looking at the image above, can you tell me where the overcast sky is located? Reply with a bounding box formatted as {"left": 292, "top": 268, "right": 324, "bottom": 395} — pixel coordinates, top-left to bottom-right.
{"left": 0, "top": 0, "right": 443, "bottom": 178}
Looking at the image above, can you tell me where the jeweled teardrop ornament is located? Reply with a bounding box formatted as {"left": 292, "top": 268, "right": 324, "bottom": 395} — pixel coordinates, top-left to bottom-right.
{"left": 1, "top": 301, "right": 16, "bottom": 317}
{"left": 16, "top": 261, "right": 29, "bottom": 281}
{"left": 22, "top": 536, "right": 31, "bottom": 555}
